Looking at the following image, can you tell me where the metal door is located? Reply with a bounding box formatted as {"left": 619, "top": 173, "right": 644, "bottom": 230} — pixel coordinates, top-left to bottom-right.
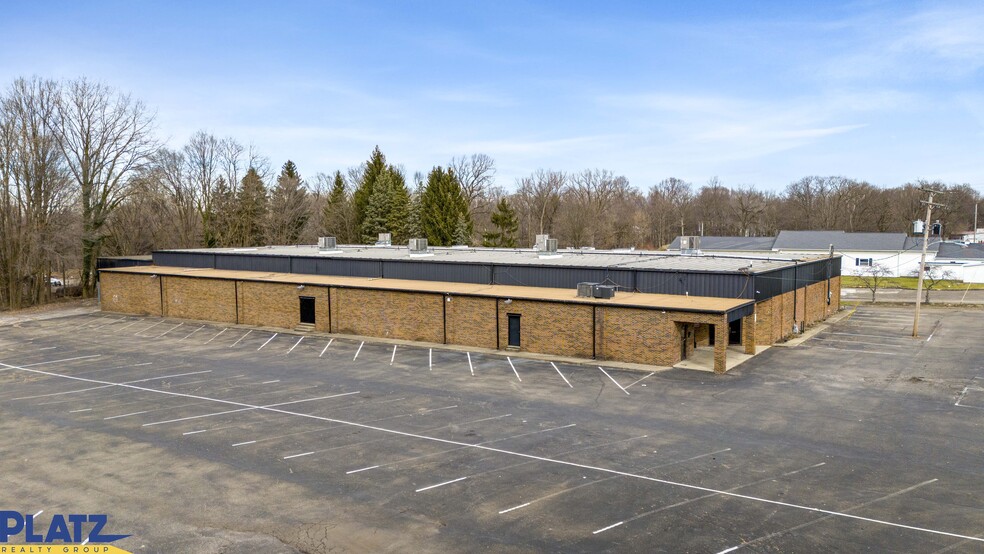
{"left": 299, "top": 296, "right": 316, "bottom": 324}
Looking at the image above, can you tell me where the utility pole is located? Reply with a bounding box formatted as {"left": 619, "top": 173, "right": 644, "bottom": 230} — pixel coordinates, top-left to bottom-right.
{"left": 974, "top": 203, "right": 978, "bottom": 244}
{"left": 912, "top": 188, "right": 945, "bottom": 337}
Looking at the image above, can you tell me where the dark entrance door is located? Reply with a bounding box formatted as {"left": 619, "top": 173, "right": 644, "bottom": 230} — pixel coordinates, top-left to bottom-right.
{"left": 728, "top": 319, "right": 742, "bottom": 345}
{"left": 299, "top": 296, "right": 316, "bottom": 324}
{"left": 507, "top": 314, "right": 521, "bottom": 347}
{"left": 680, "top": 324, "right": 688, "bottom": 360}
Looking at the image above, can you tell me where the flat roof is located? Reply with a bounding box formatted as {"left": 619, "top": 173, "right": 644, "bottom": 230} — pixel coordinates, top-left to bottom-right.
{"left": 156, "top": 244, "right": 817, "bottom": 274}
{"left": 104, "top": 265, "right": 755, "bottom": 314}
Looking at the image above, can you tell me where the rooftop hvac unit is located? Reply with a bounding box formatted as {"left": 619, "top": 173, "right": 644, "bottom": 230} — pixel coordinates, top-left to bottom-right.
{"left": 679, "top": 236, "right": 701, "bottom": 251}
{"left": 535, "top": 234, "right": 549, "bottom": 251}
{"left": 592, "top": 285, "right": 616, "bottom": 299}
{"left": 408, "top": 238, "right": 428, "bottom": 253}
{"left": 318, "top": 236, "right": 337, "bottom": 250}
{"left": 577, "top": 282, "right": 597, "bottom": 298}
{"left": 375, "top": 233, "right": 392, "bottom": 246}
{"left": 544, "top": 238, "right": 558, "bottom": 253}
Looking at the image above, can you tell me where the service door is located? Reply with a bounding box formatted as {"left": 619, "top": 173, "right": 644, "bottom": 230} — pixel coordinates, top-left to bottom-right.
{"left": 299, "top": 296, "right": 316, "bottom": 324}
{"left": 507, "top": 314, "right": 521, "bottom": 347}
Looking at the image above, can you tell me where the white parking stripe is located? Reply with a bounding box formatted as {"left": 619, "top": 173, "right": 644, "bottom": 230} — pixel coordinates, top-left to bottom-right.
{"left": 353, "top": 341, "right": 364, "bottom": 361}
{"left": 287, "top": 337, "right": 304, "bottom": 354}
{"left": 319, "top": 339, "right": 333, "bottom": 357}
{"left": 507, "top": 357, "right": 521, "bottom": 382}
{"left": 204, "top": 328, "right": 228, "bottom": 344}
{"left": 599, "top": 367, "right": 629, "bottom": 395}
{"left": 416, "top": 476, "right": 467, "bottom": 492}
{"left": 230, "top": 330, "right": 253, "bottom": 347}
{"left": 550, "top": 362, "right": 573, "bottom": 388}
{"left": 258, "top": 333, "right": 278, "bottom": 351}
{"left": 467, "top": 352, "right": 474, "bottom": 375}
{"left": 390, "top": 345, "right": 397, "bottom": 365}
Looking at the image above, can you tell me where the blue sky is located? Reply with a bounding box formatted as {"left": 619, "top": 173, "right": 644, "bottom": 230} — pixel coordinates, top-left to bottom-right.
{"left": 2, "top": 0, "right": 982, "bottom": 192}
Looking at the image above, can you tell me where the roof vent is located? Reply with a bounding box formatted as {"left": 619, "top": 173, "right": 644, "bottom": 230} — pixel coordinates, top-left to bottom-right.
{"left": 318, "top": 236, "right": 337, "bottom": 250}
{"left": 679, "top": 236, "right": 701, "bottom": 255}
{"left": 408, "top": 238, "right": 433, "bottom": 257}
{"left": 577, "top": 282, "right": 597, "bottom": 298}
{"left": 592, "top": 285, "right": 616, "bottom": 299}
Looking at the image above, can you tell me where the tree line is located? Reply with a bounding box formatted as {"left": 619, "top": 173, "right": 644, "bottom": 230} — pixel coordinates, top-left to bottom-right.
{"left": 2, "top": 76, "right": 981, "bottom": 310}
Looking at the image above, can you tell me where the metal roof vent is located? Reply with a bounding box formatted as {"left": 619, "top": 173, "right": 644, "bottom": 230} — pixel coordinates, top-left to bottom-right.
{"left": 408, "top": 238, "right": 433, "bottom": 257}
{"left": 577, "top": 282, "right": 597, "bottom": 298}
{"left": 318, "top": 236, "right": 337, "bottom": 250}
{"left": 592, "top": 285, "right": 616, "bottom": 299}
{"left": 679, "top": 236, "right": 701, "bottom": 255}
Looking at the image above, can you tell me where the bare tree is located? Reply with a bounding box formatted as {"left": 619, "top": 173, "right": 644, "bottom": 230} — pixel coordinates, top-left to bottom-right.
{"left": 556, "top": 169, "right": 632, "bottom": 247}
{"left": 910, "top": 266, "right": 955, "bottom": 304}
{"left": 514, "top": 169, "right": 565, "bottom": 245}
{"left": 856, "top": 263, "right": 892, "bottom": 303}
{"left": 53, "top": 78, "right": 156, "bottom": 296}
{"left": 450, "top": 153, "right": 496, "bottom": 215}
{"left": 0, "top": 77, "right": 70, "bottom": 308}
{"left": 645, "top": 178, "right": 691, "bottom": 247}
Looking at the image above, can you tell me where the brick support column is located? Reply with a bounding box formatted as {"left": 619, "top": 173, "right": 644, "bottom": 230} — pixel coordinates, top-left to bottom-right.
{"left": 713, "top": 318, "right": 729, "bottom": 374}
{"left": 742, "top": 314, "right": 756, "bottom": 355}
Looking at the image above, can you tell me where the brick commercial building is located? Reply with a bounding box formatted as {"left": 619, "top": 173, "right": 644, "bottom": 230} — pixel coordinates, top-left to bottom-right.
{"left": 98, "top": 244, "right": 841, "bottom": 373}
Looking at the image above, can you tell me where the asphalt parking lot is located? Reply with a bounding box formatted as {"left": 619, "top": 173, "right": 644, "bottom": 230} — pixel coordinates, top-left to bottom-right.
{"left": 1, "top": 305, "right": 982, "bottom": 553}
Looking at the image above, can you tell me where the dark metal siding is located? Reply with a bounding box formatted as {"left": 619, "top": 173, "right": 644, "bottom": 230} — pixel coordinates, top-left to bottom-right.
{"left": 153, "top": 251, "right": 215, "bottom": 268}
{"left": 382, "top": 261, "right": 491, "bottom": 284}
{"left": 149, "top": 250, "right": 840, "bottom": 302}
{"left": 97, "top": 257, "right": 153, "bottom": 270}
{"left": 214, "top": 254, "right": 290, "bottom": 273}
{"left": 727, "top": 303, "right": 756, "bottom": 322}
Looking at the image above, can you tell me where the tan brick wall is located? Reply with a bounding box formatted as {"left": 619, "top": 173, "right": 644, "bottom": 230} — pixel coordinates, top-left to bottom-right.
{"left": 446, "top": 296, "right": 498, "bottom": 349}
{"left": 331, "top": 287, "right": 444, "bottom": 343}
{"left": 694, "top": 323, "right": 710, "bottom": 346}
{"left": 100, "top": 272, "right": 162, "bottom": 316}
{"left": 238, "top": 281, "right": 330, "bottom": 331}
{"left": 595, "top": 307, "right": 673, "bottom": 366}
{"left": 498, "top": 300, "right": 594, "bottom": 359}
{"left": 162, "top": 276, "right": 237, "bottom": 323}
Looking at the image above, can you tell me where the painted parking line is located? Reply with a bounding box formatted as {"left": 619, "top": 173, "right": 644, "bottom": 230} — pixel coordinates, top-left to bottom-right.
{"left": 182, "top": 430, "right": 207, "bottom": 436}
{"left": 390, "top": 345, "right": 397, "bottom": 365}
{"left": 825, "top": 332, "right": 921, "bottom": 341}
{"left": 507, "top": 357, "right": 521, "bottom": 382}
{"left": 467, "top": 352, "right": 474, "bottom": 376}
{"left": 93, "top": 317, "right": 128, "bottom": 330}
{"left": 262, "top": 380, "right": 280, "bottom": 385}
{"left": 68, "top": 408, "right": 92, "bottom": 413}
{"left": 257, "top": 333, "right": 278, "bottom": 351}
{"left": 204, "top": 328, "right": 228, "bottom": 344}
{"left": 229, "top": 330, "right": 253, "bottom": 347}
{"left": 625, "top": 372, "right": 655, "bottom": 389}
{"left": 287, "top": 337, "right": 304, "bottom": 354}
{"left": 813, "top": 337, "right": 920, "bottom": 348}
{"left": 498, "top": 447, "right": 732, "bottom": 515}
{"left": 429, "top": 349, "right": 433, "bottom": 370}
{"left": 415, "top": 476, "right": 467, "bottom": 492}
{"left": 114, "top": 320, "right": 143, "bottom": 332}
{"left": 806, "top": 345, "right": 905, "bottom": 356}
{"left": 179, "top": 325, "right": 205, "bottom": 341}
{"left": 141, "top": 391, "right": 360, "bottom": 427}
{"left": 9, "top": 370, "right": 212, "bottom": 401}
{"left": 0, "top": 354, "right": 101, "bottom": 373}
{"left": 353, "top": 341, "right": 364, "bottom": 361}
{"left": 155, "top": 323, "right": 183, "bottom": 338}
{"left": 6, "top": 361, "right": 978, "bottom": 545}
{"left": 592, "top": 462, "right": 827, "bottom": 535}
{"left": 319, "top": 339, "right": 334, "bottom": 358}
{"left": 550, "top": 362, "right": 573, "bottom": 388}
{"left": 350, "top": 423, "right": 577, "bottom": 474}
{"left": 599, "top": 367, "right": 629, "bottom": 395}
{"left": 103, "top": 410, "right": 148, "bottom": 420}
{"left": 719, "top": 478, "right": 939, "bottom": 553}
{"left": 135, "top": 320, "right": 166, "bottom": 336}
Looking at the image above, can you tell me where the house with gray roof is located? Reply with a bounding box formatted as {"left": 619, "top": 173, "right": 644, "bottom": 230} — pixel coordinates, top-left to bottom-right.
{"left": 671, "top": 230, "right": 942, "bottom": 277}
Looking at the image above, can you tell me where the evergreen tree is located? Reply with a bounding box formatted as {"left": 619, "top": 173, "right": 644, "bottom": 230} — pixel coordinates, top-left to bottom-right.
{"left": 352, "top": 145, "right": 387, "bottom": 231}
{"left": 321, "top": 170, "right": 353, "bottom": 242}
{"left": 387, "top": 169, "right": 411, "bottom": 243}
{"left": 211, "top": 176, "right": 238, "bottom": 247}
{"left": 235, "top": 167, "right": 268, "bottom": 246}
{"left": 404, "top": 182, "right": 424, "bottom": 240}
{"left": 420, "top": 166, "right": 471, "bottom": 246}
{"left": 482, "top": 198, "right": 519, "bottom": 247}
{"left": 267, "top": 160, "right": 310, "bottom": 244}
{"left": 360, "top": 172, "right": 393, "bottom": 244}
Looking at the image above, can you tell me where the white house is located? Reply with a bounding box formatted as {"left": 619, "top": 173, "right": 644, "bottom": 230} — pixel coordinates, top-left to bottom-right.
{"left": 669, "top": 231, "right": 941, "bottom": 277}
{"left": 928, "top": 242, "right": 984, "bottom": 283}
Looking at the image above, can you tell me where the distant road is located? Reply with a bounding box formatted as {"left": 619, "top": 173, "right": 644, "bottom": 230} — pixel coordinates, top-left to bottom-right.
{"left": 841, "top": 287, "right": 984, "bottom": 304}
